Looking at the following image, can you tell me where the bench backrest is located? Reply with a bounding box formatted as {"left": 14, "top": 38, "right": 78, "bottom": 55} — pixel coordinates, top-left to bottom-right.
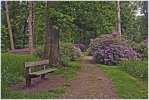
{"left": 25, "top": 60, "right": 49, "bottom": 68}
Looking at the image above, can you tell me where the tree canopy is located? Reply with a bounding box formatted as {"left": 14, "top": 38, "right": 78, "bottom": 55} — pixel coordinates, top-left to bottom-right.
{"left": 1, "top": 1, "right": 147, "bottom": 49}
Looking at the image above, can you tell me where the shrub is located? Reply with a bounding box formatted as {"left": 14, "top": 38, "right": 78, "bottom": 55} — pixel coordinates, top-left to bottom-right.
{"left": 92, "top": 44, "right": 137, "bottom": 65}
{"left": 33, "top": 43, "right": 82, "bottom": 61}
{"left": 132, "top": 39, "right": 148, "bottom": 60}
{"left": 89, "top": 32, "right": 137, "bottom": 65}
{"left": 33, "top": 45, "right": 44, "bottom": 58}
{"left": 75, "top": 44, "right": 86, "bottom": 52}
{"left": 118, "top": 60, "right": 148, "bottom": 81}
{"left": 60, "top": 43, "right": 81, "bottom": 61}
{"left": 89, "top": 32, "right": 134, "bottom": 52}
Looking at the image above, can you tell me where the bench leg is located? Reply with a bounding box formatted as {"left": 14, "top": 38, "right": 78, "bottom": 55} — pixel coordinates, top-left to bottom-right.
{"left": 26, "top": 77, "right": 31, "bottom": 87}
{"left": 41, "top": 74, "right": 45, "bottom": 80}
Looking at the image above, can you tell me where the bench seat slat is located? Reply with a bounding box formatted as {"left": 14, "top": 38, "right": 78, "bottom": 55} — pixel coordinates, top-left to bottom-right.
{"left": 25, "top": 60, "right": 49, "bottom": 68}
{"left": 29, "top": 68, "right": 57, "bottom": 75}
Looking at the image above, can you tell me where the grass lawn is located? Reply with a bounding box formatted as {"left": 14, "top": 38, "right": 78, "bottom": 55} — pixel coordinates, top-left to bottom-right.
{"left": 1, "top": 53, "right": 83, "bottom": 99}
{"left": 97, "top": 64, "right": 148, "bottom": 99}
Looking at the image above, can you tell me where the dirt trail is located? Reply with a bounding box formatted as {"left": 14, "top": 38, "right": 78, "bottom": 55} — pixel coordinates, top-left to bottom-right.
{"left": 60, "top": 56, "right": 118, "bottom": 99}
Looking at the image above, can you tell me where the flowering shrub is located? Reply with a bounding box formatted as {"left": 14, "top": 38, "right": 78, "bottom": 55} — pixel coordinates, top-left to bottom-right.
{"left": 60, "top": 43, "right": 81, "bottom": 61}
{"left": 89, "top": 32, "right": 134, "bottom": 52}
{"left": 143, "top": 39, "right": 148, "bottom": 44}
{"left": 69, "top": 47, "right": 81, "bottom": 61}
{"left": 75, "top": 44, "right": 86, "bottom": 52}
{"left": 132, "top": 39, "right": 148, "bottom": 60}
{"left": 89, "top": 31, "right": 137, "bottom": 65}
{"left": 92, "top": 44, "right": 137, "bottom": 65}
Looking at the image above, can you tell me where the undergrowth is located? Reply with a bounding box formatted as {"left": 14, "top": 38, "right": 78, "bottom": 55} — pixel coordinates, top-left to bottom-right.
{"left": 118, "top": 60, "right": 148, "bottom": 81}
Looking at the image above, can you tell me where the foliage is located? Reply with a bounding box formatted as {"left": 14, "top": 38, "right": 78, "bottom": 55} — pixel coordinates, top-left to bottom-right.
{"left": 132, "top": 39, "right": 148, "bottom": 60}
{"left": 1, "top": 1, "right": 148, "bottom": 50}
{"left": 120, "top": 1, "right": 148, "bottom": 42}
{"left": 1, "top": 1, "right": 117, "bottom": 49}
{"left": 1, "top": 1, "right": 29, "bottom": 48}
{"left": 89, "top": 32, "right": 134, "bottom": 51}
{"left": 118, "top": 60, "right": 148, "bottom": 81}
{"left": 57, "top": 1, "right": 117, "bottom": 45}
{"left": 60, "top": 42, "right": 81, "bottom": 61}
{"left": 1, "top": 53, "right": 39, "bottom": 86}
{"left": 89, "top": 33, "right": 137, "bottom": 65}
{"left": 92, "top": 44, "right": 137, "bottom": 65}
{"left": 97, "top": 64, "right": 148, "bottom": 99}
{"left": 75, "top": 44, "right": 86, "bottom": 52}
{"left": 134, "top": 16, "right": 148, "bottom": 42}
{"left": 2, "top": 1, "right": 147, "bottom": 50}
{"left": 33, "top": 45, "right": 44, "bottom": 58}
{"left": 34, "top": 2, "right": 47, "bottom": 45}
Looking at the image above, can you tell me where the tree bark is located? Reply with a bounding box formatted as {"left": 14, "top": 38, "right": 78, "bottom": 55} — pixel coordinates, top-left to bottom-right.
{"left": 5, "top": 1, "right": 15, "bottom": 51}
{"left": 23, "top": 20, "right": 27, "bottom": 48}
{"left": 116, "top": 1, "right": 121, "bottom": 38}
{"left": 42, "top": 1, "right": 62, "bottom": 67}
{"left": 28, "top": 1, "right": 34, "bottom": 53}
{"left": 32, "top": 2, "right": 36, "bottom": 48}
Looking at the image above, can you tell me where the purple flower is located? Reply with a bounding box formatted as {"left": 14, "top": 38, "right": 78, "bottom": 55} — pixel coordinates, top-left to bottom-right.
{"left": 75, "top": 44, "right": 86, "bottom": 52}
{"left": 112, "top": 31, "right": 118, "bottom": 37}
{"left": 143, "top": 39, "right": 148, "bottom": 44}
{"left": 92, "top": 44, "right": 137, "bottom": 65}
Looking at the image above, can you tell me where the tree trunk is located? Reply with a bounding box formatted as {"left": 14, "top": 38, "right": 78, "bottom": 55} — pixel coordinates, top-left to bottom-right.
{"left": 22, "top": 2, "right": 28, "bottom": 48}
{"left": 5, "top": 1, "right": 15, "bottom": 51}
{"left": 23, "top": 20, "right": 27, "bottom": 48}
{"left": 116, "top": 1, "right": 121, "bottom": 38}
{"left": 32, "top": 2, "right": 36, "bottom": 48}
{"left": 28, "top": 1, "right": 34, "bottom": 53}
{"left": 42, "top": 1, "right": 62, "bottom": 67}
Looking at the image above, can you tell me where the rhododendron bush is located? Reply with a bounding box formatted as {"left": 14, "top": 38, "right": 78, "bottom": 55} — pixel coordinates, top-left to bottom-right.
{"left": 60, "top": 43, "right": 81, "bottom": 61}
{"left": 75, "top": 44, "right": 86, "bottom": 52}
{"left": 88, "top": 32, "right": 138, "bottom": 65}
{"left": 132, "top": 39, "right": 148, "bottom": 60}
{"left": 92, "top": 44, "right": 137, "bottom": 65}
{"left": 89, "top": 31, "right": 134, "bottom": 50}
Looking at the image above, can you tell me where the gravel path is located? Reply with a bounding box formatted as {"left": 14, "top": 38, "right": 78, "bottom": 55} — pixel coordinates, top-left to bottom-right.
{"left": 60, "top": 56, "right": 118, "bottom": 99}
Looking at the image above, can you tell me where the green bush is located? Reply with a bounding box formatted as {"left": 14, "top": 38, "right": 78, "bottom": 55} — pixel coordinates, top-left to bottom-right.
{"left": 60, "top": 42, "right": 81, "bottom": 61}
{"left": 132, "top": 41, "right": 148, "bottom": 60}
{"left": 118, "top": 60, "right": 148, "bottom": 81}
{"left": 33, "top": 45, "right": 44, "bottom": 58}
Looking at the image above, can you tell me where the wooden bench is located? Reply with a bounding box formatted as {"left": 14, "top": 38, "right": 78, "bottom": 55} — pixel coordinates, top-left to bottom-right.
{"left": 25, "top": 60, "right": 57, "bottom": 87}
